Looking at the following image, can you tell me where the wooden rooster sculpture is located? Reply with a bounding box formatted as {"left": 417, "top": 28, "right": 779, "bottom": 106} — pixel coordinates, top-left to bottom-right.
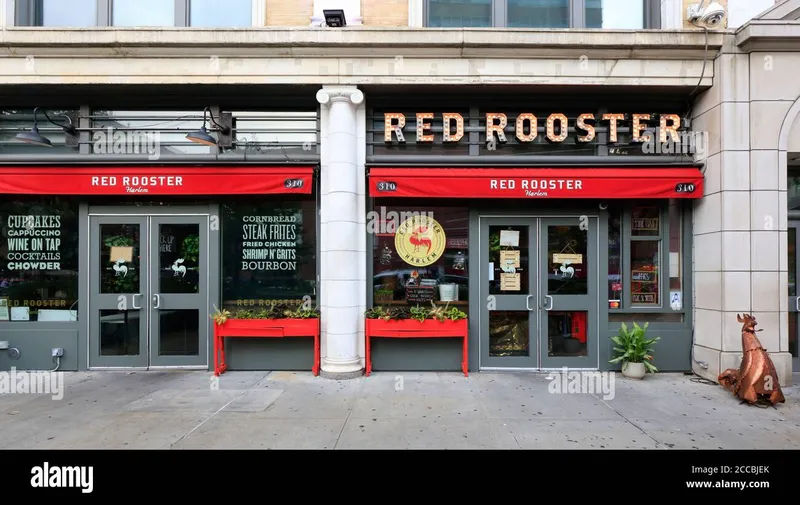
{"left": 718, "top": 314, "right": 785, "bottom": 406}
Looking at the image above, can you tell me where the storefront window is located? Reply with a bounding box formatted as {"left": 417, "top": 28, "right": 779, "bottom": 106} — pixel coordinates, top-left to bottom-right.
{"left": 608, "top": 210, "right": 622, "bottom": 307}
{"left": 0, "top": 198, "right": 79, "bottom": 322}
{"left": 221, "top": 199, "right": 317, "bottom": 312}
{"left": 372, "top": 205, "right": 468, "bottom": 306}
{"left": 608, "top": 202, "right": 684, "bottom": 312}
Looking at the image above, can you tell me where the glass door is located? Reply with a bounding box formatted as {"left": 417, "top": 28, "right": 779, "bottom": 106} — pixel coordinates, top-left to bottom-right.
{"left": 788, "top": 222, "right": 799, "bottom": 372}
{"left": 537, "top": 217, "right": 598, "bottom": 369}
{"left": 148, "top": 216, "right": 208, "bottom": 367}
{"left": 480, "top": 218, "right": 538, "bottom": 369}
{"left": 89, "top": 214, "right": 208, "bottom": 369}
{"left": 89, "top": 216, "right": 149, "bottom": 368}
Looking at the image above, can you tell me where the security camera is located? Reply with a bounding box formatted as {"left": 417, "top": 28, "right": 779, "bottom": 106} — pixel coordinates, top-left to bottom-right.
{"left": 598, "top": 202, "right": 608, "bottom": 211}
{"left": 687, "top": 1, "right": 726, "bottom": 29}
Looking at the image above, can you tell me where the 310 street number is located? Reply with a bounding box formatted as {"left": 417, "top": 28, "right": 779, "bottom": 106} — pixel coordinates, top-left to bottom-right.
{"left": 377, "top": 181, "right": 397, "bottom": 192}
{"left": 284, "top": 179, "right": 304, "bottom": 189}
{"left": 675, "top": 183, "right": 696, "bottom": 193}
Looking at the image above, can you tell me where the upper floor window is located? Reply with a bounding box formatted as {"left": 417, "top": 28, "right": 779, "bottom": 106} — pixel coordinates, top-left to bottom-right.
{"left": 425, "top": 0, "right": 659, "bottom": 29}
{"left": 14, "top": 0, "right": 253, "bottom": 27}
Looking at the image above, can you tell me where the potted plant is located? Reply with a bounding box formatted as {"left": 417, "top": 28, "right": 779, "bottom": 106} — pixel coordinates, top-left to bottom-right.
{"left": 609, "top": 322, "right": 660, "bottom": 379}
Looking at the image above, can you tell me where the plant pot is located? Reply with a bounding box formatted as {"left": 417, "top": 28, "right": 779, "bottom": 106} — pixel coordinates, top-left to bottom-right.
{"left": 438, "top": 283, "right": 458, "bottom": 302}
{"left": 622, "top": 361, "right": 646, "bottom": 379}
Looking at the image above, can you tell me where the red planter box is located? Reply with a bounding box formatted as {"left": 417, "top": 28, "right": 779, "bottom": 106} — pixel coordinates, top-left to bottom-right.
{"left": 365, "top": 318, "right": 469, "bottom": 377}
{"left": 213, "top": 318, "right": 320, "bottom": 376}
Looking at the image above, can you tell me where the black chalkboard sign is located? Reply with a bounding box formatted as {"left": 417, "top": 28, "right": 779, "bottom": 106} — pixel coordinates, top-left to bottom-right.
{"left": 406, "top": 286, "right": 435, "bottom": 303}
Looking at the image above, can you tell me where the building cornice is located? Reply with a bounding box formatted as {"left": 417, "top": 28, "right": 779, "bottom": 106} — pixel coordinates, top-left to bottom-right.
{"left": 0, "top": 27, "right": 725, "bottom": 59}
{"left": 735, "top": 21, "right": 800, "bottom": 52}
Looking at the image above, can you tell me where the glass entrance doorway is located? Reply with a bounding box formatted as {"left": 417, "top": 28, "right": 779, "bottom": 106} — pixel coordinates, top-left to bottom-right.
{"left": 787, "top": 222, "right": 800, "bottom": 372}
{"left": 88, "top": 210, "right": 209, "bottom": 369}
{"left": 479, "top": 216, "right": 599, "bottom": 370}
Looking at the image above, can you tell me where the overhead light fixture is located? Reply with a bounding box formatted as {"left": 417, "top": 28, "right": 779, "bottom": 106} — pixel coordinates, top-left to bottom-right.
{"left": 324, "top": 9, "right": 346, "bottom": 27}
{"left": 186, "top": 106, "right": 232, "bottom": 147}
{"left": 15, "top": 107, "right": 78, "bottom": 147}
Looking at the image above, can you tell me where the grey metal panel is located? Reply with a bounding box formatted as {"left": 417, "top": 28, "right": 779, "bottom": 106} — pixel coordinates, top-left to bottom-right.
{"left": 78, "top": 202, "right": 89, "bottom": 370}
{"left": 366, "top": 155, "right": 703, "bottom": 167}
{"left": 468, "top": 208, "right": 480, "bottom": 371}
{"left": 207, "top": 203, "right": 220, "bottom": 371}
{"left": 0, "top": 154, "right": 320, "bottom": 164}
{"left": 0, "top": 330, "right": 79, "bottom": 371}
{"left": 598, "top": 208, "right": 610, "bottom": 369}
{"left": 606, "top": 327, "right": 692, "bottom": 372}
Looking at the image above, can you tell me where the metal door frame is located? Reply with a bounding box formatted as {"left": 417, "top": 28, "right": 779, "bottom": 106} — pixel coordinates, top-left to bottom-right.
{"left": 478, "top": 214, "right": 601, "bottom": 371}
{"left": 789, "top": 220, "right": 800, "bottom": 372}
{"left": 478, "top": 217, "right": 540, "bottom": 369}
{"left": 86, "top": 206, "right": 213, "bottom": 370}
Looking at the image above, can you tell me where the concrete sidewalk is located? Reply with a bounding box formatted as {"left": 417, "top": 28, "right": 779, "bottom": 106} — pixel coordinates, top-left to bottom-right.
{"left": 1, "top": 370, "right": 798, "bottom": 449}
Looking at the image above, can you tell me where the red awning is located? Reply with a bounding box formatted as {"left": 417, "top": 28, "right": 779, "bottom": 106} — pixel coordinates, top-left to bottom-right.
{"left": 0, "top": 166, "right": 314, "bottom": 195}
{"left": 369, "top": 167, "right": 704, "bottom": 199}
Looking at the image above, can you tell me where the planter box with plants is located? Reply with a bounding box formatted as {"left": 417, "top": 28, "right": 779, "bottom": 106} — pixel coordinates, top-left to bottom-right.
{"left": 364, "top": 302, "right": 469, "bottom": 377}
{"left": 211, "top": 303, "right": 320, "bottom": 377}
{"left": 609, "top": 322, "right": 660, "bottom": 380}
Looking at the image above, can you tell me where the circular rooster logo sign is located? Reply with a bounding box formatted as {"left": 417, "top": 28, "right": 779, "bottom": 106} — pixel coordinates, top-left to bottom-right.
{"left": 394, "top": 215, "right": 446, "bottom": 267}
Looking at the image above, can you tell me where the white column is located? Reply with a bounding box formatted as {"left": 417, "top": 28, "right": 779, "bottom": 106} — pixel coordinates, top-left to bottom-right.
{"left": 317, "top": 85, "right": 365, "bottom": 379}
{"left": 310, "top": 0, "right": 362, "bottom": 26}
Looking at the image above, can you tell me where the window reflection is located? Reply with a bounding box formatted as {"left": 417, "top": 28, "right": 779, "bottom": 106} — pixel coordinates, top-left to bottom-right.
{"left": 42, "top": 0, "right": 96, "bottom": 26}
{"left": 91, "top": 110, "right": 212, "bottom": 155}
{"left": 113, "top": 0, "right": 175, "bottom": 26}
{"left": 508, "top": 0, "right": 569, "bottom": 28}
{"left": 372, "top": 206, "right": 469, "bottom": 306}
{"left": 586, "top": 0, "right": 644, "bottom": 29}
{"left": 0, "top": 198, "right": 80, "bottom": 322}
{"left": 221, "top": 199, "right": 317, "bottom": 312}
{"left": 428, "top": 0, "right": 492, "bottom": 27}
{"left": 190, "top": 0, "right": 251, "bottom": 27}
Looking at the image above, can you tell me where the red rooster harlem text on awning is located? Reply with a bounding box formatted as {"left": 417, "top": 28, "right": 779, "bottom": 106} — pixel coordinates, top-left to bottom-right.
{"left": 0, "top": 166, "right": 314, "bottom": 195}
{"left": 369, "top": 168, "right": 704, "bottom": 199}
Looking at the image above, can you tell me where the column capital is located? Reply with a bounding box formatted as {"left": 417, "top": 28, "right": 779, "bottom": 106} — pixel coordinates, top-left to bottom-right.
{"left": 316, "top": 86, "right": 364, "bottom": 106}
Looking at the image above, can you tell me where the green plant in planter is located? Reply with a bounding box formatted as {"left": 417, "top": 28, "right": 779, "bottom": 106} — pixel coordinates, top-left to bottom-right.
{"left": 409, "top": 305, "right": 428, "bottom": 322}
{"left": 283, "top": 305, "right": 320, "bottom": 319}
{"left": 609, "top": 322, "right": 660, "bottom": 373}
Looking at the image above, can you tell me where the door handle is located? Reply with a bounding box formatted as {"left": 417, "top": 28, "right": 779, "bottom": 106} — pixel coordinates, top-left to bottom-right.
{"left": 152, "top": 294, "right": 160, "bottom": 309}
{"left": 796, "top": 297, "right": 800, "bottom": 312}
{"left": 526, "top": 294, "right": 533, "bottom": 311}
{"left": 543, "top": 295, "right": 553, "bottom": 311}
{"left": 131, "top": 293, "right": 142, "bottom": 310}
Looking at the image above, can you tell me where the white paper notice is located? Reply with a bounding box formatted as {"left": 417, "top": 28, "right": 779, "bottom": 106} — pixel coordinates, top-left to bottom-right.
{"left": 488, "top": 262, "right": 495, "bottom": 281}
{"left": 669, "top": 252, "right": 680, "bottom": 276}
{"left": 10, "top": 306, "right": 30, "bottom": 321}
{"left": 499, "top": 230, "right": 520, "bottom": 247}
{"left": 0, "top": 298, "right": 8, "bottom": 321}
{"left": 670, "top": 291, "right": 682, "bottom": 311}
{"left": 38, "top": 309, "right": 76, "bottom": 322}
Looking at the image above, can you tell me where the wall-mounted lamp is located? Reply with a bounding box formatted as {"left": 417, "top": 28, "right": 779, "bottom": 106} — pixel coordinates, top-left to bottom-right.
{"left": 15, "top": 107, "right": 78, "bottom": 147}
{"left": 186, "top": 106, "right": 232, "bottom": 147}
{"left": 324, "top": 9, "right": 346, "bottom": 27}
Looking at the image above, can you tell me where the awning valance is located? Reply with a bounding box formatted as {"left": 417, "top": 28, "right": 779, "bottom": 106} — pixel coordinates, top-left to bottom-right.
{"left": 0, "top": 166, "right": 314, "bottom": 195}
{"left": 368, "top": 167, "right": 703, "bottom": 199}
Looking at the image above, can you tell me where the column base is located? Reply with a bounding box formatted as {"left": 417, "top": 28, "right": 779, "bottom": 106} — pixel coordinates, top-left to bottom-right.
{"left": 320, "top": 358, "right": 364, "bottom": 380}
{"left": 692, "top": 346, "right": 794, "bottom": 386}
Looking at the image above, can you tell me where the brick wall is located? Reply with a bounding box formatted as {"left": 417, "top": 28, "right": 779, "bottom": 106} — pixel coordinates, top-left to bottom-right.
{"left": 361, "top": 0, "right": 408, "bottom": 27}
{"left": 266, "top": 0, "right": 313, "bottom": 26}
{"left": 682, "top": 0, "right": 729, "bottom": 28}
